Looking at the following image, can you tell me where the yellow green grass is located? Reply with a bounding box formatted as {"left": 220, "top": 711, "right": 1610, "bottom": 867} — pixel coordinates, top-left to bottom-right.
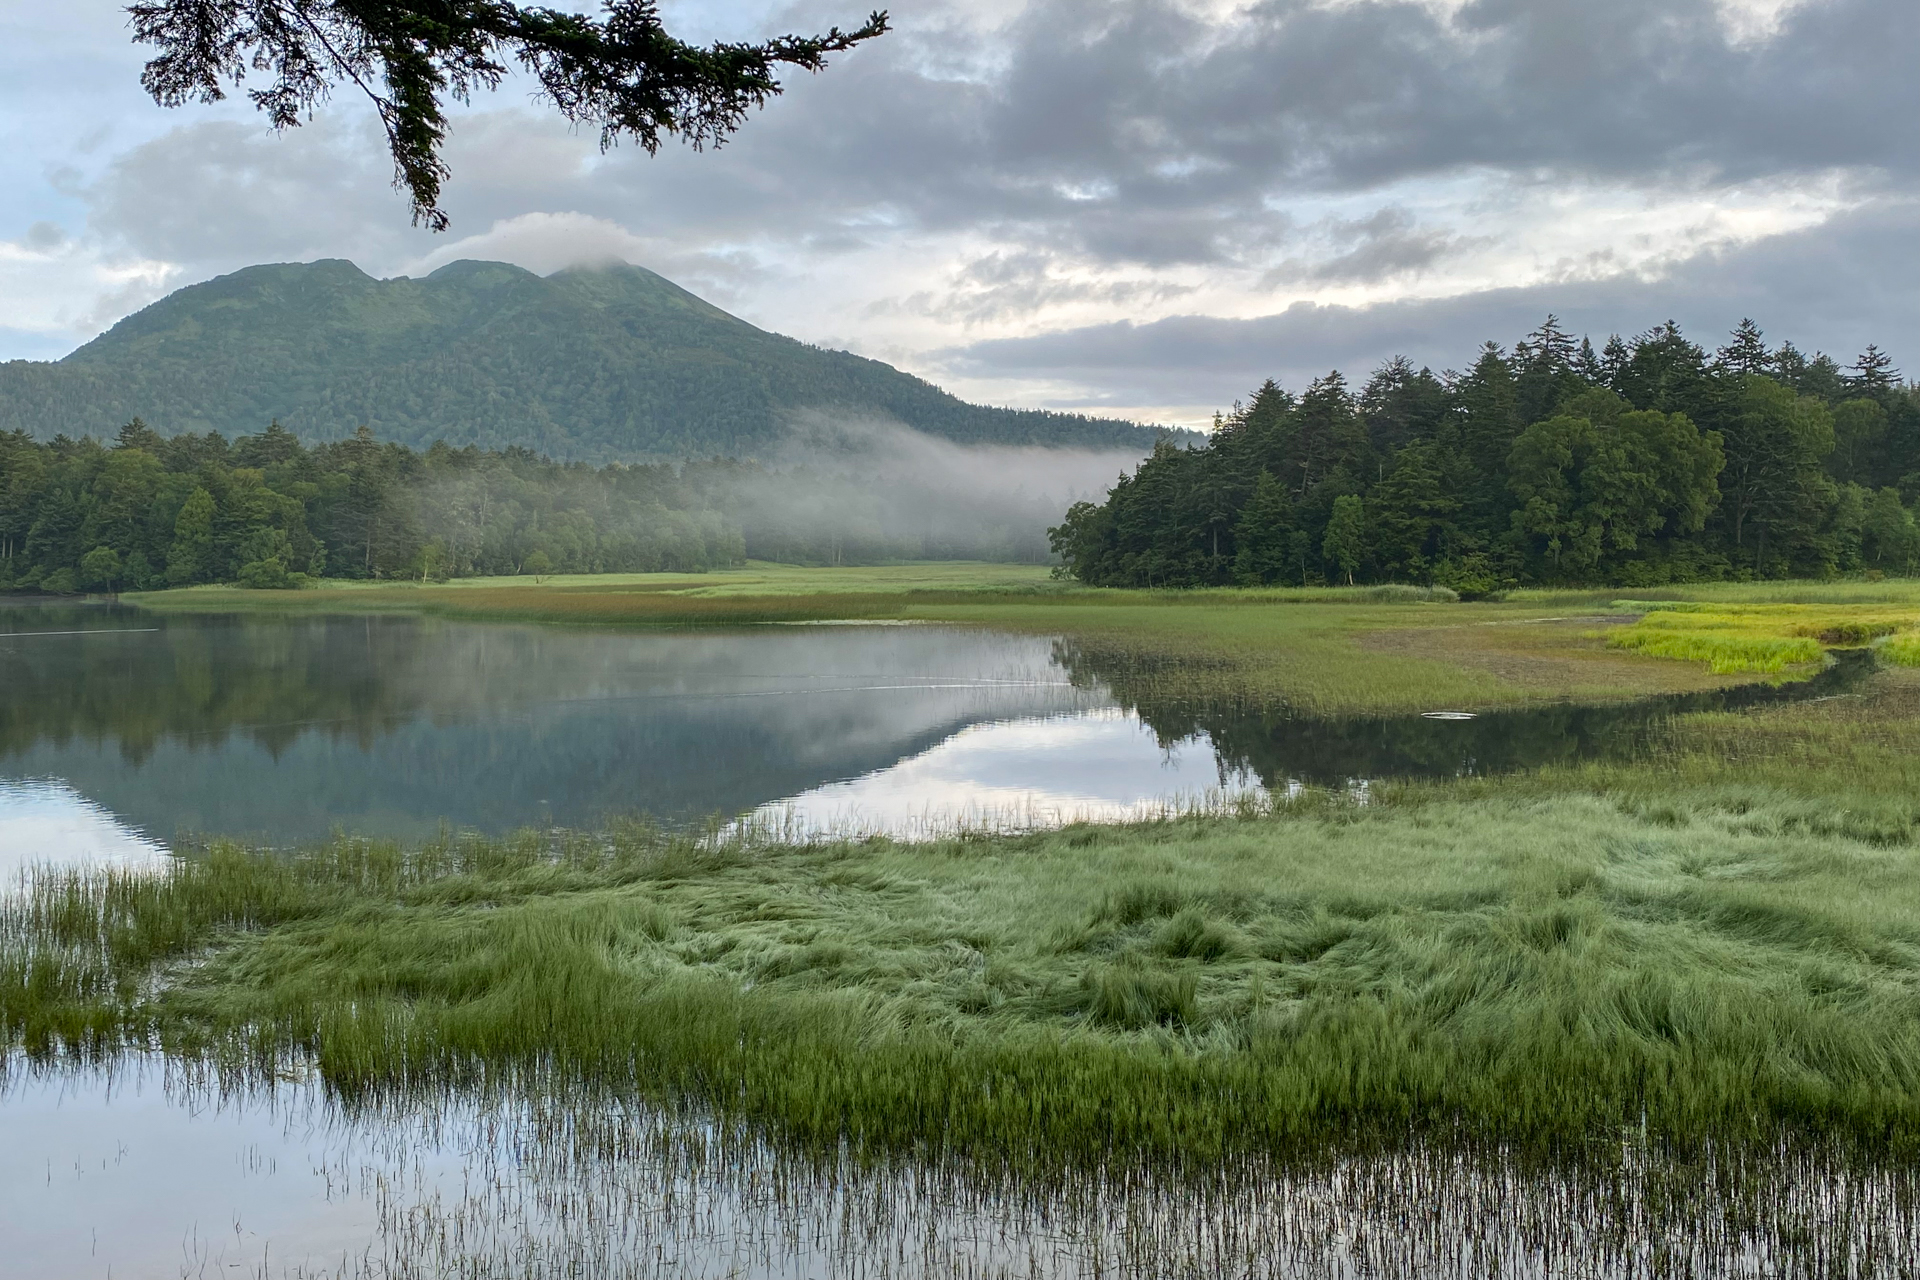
{"left": 1510, "top": 579, "right": 1920, "bottom": 609}
{"left": 129, "top": 560, "right": 1064, "bottom": 604}
{"left": 1606, "top": 601, "right": 1920, "bottom": 673}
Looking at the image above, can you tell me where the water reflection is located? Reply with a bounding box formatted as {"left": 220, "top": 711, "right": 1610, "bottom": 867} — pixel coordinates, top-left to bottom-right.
{"left": 3, "top": 1058, "right": 1911, "bottom": 1280}
{"left": 0, "top": 603, "right": 1114, "bottom": 849}
{"left": 0, "top": 602, "right": 1875, "bottom": 859}
{"left": 0, "top": 780, "right": 168, "bottom": 880}
{"left": 755, "top": 708, "right": 1260, "bottom": 836}
{"left": 1055, "top": 642, "right": 1877, "bottom": 788}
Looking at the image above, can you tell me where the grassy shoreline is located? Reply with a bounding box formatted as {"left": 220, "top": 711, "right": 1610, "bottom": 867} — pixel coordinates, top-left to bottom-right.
{"left": 9, "top": 668, "right": 1920, "bottom": 1166}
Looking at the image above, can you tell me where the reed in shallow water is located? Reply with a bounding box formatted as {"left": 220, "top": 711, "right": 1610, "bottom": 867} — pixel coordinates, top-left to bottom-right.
{"left": 10, "top": 1054, "right": 1914, "bottom": 1279}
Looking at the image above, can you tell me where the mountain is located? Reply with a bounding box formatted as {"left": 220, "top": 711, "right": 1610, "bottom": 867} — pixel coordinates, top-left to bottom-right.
{"left": 0, "top": 259, "right": 1165, "bottom": 460}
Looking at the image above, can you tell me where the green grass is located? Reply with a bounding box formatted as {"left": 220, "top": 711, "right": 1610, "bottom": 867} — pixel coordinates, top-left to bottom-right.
{"left": 131, "top": 560, "right": 1068, "bottom": 603}
{"left": 11, "top": 671, "right": 1920, "bottom": 1165}
{"left": 1510, "top": 578, "right": 1920, "bottom": 608}
{"left": 1884, "top": 633, "right": 1920, "bottom": 667}
{"left": 1603, "top": 601, "right": 1920, "bottom": 673}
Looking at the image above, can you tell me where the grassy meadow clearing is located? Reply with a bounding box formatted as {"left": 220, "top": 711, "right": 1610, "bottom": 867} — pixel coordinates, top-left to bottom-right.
{"left": 14, "top": 568, "right": 1920, "bottom": 1182}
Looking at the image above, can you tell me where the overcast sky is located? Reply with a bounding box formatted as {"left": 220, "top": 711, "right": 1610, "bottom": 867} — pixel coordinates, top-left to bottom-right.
{"left": 1, "top": 0, "right": 1913, "bottom": 427}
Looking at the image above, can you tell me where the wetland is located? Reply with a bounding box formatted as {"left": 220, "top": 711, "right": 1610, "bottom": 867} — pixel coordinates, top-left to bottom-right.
{"left": 7, "top": 572, "right": 1920, "bottom": 1277}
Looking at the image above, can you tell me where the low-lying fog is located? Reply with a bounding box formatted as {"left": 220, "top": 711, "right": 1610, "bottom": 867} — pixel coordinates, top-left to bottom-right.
{"left": 720, "top": 412, "right": 1154, "bottom": 563}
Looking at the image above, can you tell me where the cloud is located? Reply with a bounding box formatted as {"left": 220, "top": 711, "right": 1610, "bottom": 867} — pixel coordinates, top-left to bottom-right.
{"left": 945, "top": 196, "right": 1920, "bottom": 407}
{"left": 404, "top": 213, "right": 656, "bottom": 277}
{"left": 22, "top": 221, "right": 64, "bottom": 251}
{"left": 0, "top": 0, "right": 1914, "bottom": 424}
{"left": 81, "top": 0, "right": 1918, "bottom": 280}
{"left": 84, "top": 116, "right": 429, "bottom": 273}
{"left": 639, "top": 0, "right": 1917, "bottom": 258}
{"left": 1261, "top": 209, "right": 1468, "bottom": 286}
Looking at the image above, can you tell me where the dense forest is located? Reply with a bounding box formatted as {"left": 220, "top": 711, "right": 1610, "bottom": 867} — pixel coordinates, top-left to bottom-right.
{"left": 0, "top": 259, "right": 1166, "bottom": 459}
{"left": 0, "top": 421, "right": 1080, "bottom": 594}
{"left": 1051, "top": 320, "right": 1919, "bottom": 591}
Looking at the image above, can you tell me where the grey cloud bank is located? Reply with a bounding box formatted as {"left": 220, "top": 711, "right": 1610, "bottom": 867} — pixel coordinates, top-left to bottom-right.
{"left": 946, "top": 198, "right": 1920, "bottom": 405}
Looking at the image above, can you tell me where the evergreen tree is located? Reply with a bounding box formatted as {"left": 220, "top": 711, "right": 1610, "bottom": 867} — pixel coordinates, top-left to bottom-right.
{"left": 1716, "top": 320, "right": 1770, "bottom": 375}
{"left": 1513, "top": 315, "right": 1587, "bottom": 425}
{"left": 1049, "top": 315, "right": 1907, "bottom": 590}
{"left": 1832, "top": 399, "right": 1890, "bottom": 487}
{"left": 1850, "top": 344, "right": 1900, "bottom": 397}
{"left": 1599, "top": 335, "right": 1633, "bottom": 392}
{"left": 1229, "top": 473, "right": 1296, "bottom": 585}
{"left": 1715, "top": 376, "right": 1837, "bottom": 574}
{"left": 1359, "top": 358, "right": 1449, "bottom": 455}
{"left": 1799, "top": 353, "right": 1849, "bottom": 404}
{"left": 1450, "top": 345, "right": 1522, "bottom": 534}
{"left": 1615, "top": 322, "right": 1708, "bottom": 415}
{"left": 1771, "top": 340, "right": 1810, "bottom": 390}
{"left": 1367, "top": 440, "right": 1467, "bottom": 582}
{"left": 1573, "top": 337, "right": 1606, "bottom": 386}
{"left": 1277, "top": 373, "right": 1368, "bottom": 498}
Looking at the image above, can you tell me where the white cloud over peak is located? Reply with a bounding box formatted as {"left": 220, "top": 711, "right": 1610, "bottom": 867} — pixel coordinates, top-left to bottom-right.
{"left": 403, "top": 213, "right": 656, "bottom": 279}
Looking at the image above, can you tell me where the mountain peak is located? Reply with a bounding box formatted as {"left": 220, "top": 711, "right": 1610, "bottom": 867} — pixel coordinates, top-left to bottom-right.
{"left": 423, "top": 259, "right": 543, "bottom": 284}
{"left": 4, "top": 258, "right": 1162, "bottom": 462}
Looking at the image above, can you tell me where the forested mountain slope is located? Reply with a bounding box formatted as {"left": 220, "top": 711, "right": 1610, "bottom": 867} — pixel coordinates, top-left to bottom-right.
{"left": 0, "top": 259, "right": 1160, "bottom": 460}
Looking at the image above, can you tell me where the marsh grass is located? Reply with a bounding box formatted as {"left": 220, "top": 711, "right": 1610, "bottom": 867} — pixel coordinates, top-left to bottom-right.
{"left": 24, "top": 575, "right": 1920, "bottom": 1190}
{"left": 12, "top": 678, "right": 1920, "bottom": 1169}
{"left": 1512, "top": 579, "right": 1920, "bottom": 609}
{"left": 1604, "top": 601, "right": 1920, "bottom": 672}
{"left": 1883, "top": 632, "right": 1920, "bottom": 667}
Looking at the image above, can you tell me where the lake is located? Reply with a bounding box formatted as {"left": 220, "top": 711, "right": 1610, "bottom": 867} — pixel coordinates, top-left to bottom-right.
{"left": 0, "top": 600, "right": 1236, "bottom": 867}
{"left": 0, "top": 599, "right": 1872, "bottom": 869}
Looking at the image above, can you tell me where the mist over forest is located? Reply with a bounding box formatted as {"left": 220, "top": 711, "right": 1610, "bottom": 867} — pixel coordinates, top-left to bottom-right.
{"left": 0, "top": 414, "right": 1145, "bottom": 593}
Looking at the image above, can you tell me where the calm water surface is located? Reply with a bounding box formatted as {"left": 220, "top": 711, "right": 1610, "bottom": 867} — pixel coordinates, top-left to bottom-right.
{"left": 0, "top": 599, "right": 1873, "bottom": 866}
{"left": 0, "top": 600, "right": 1245, "bottom": 867}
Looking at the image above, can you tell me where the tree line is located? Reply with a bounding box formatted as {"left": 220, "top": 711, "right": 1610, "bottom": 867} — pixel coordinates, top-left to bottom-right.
{"left": 0, "top": 421, "right": 756, "bottom": 594}
{"left": 1050, "top": 320, "right": 1919, "bottom": 591}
